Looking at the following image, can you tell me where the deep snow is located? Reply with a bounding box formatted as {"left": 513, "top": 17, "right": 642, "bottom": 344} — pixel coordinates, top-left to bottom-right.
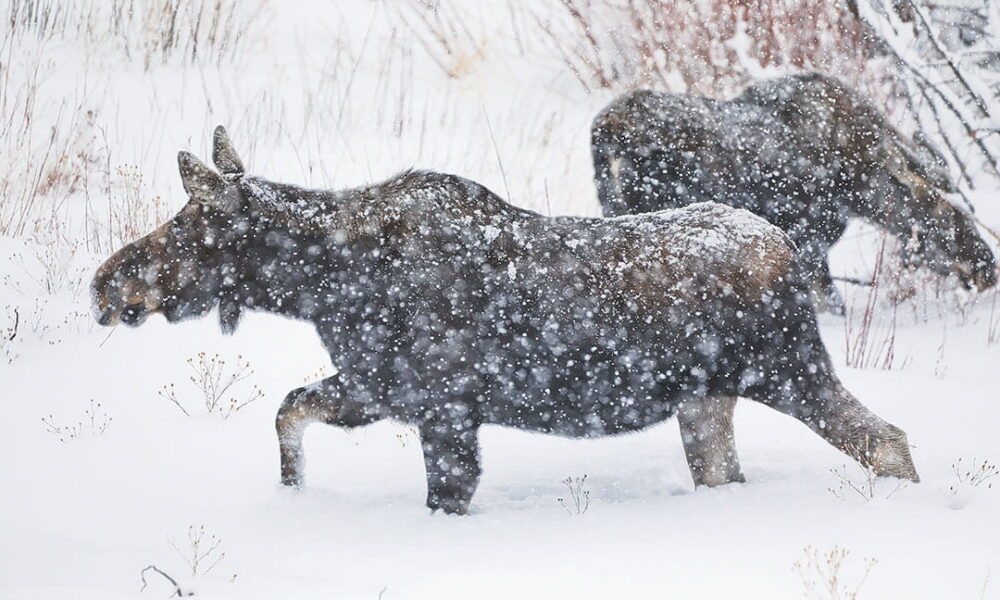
{"left": 2, "top": 1, "right": 999, "bottom": 598}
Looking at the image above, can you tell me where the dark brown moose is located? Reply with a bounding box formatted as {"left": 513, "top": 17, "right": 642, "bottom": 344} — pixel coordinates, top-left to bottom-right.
{"left": 592, "top": 73, "right": 997, "bottom": 313}
{"left": 92, "top": 127, "right": 919, "bottom": 514}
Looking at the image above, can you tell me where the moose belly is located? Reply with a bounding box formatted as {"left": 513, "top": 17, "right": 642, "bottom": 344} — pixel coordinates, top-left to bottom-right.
{"left": 374, "top": 340, "right": 709, "bottom": 438}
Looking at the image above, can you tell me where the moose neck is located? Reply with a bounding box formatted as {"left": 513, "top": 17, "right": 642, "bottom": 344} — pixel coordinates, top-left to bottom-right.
{"left": 231, "top": 178, "right": 381, "bottom": 322}
{"left": 851, "top": 169, "right": 922, "bottom": 248}
{"left": 236, "top": 224, "right": 380, "bottom": 321}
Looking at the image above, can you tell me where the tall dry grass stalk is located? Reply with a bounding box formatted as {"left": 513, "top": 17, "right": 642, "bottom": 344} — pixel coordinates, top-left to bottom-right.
{"left": 529, "top": 0, "right": 875, "bottom": 97}
{"left": 7, "top": 0, "right": 264, "bottom": 68}
{"left": 843, "top": 234, "right": 908, "bottom": 370}
{"left": 1, "top": 0, "right": 265, "bottom": 256}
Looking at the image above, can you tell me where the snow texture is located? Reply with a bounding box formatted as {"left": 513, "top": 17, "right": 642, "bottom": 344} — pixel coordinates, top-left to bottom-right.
{"left": 2, "top": 1, "right": 999, "bottom": 599}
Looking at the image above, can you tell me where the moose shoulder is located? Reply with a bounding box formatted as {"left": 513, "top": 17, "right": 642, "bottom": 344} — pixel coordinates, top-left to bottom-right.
{"left": 92, "top": 127, "right": 919, "bottom": 515}
{"left": 592, "top": 73, "right": 998, "bottom": 313}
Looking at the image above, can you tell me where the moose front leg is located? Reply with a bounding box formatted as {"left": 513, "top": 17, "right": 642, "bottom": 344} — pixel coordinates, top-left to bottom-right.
{"left": 419, "top": 421, "right": 482, "bottom": 515}
{"left": 275, "top": 375, "right": 380, "bottom": 487}
{"left": 677, "top": 397, "right": 745, "bottom": 487}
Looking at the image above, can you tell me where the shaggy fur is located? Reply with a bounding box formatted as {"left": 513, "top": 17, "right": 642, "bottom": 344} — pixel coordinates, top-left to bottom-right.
{"left": 592, "top": 73, "right": 997, "bottom": 312}
{"left": 92, "top": 127, "right": 919, "bottom": 514}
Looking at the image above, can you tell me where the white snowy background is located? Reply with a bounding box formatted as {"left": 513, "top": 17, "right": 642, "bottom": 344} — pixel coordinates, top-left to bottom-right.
{"left": 1, "top": 1, "right": 999, "bottom": 598}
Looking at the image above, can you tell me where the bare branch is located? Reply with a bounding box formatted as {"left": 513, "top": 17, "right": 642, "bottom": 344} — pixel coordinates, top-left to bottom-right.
{"left": 139, "top": 565, "right": 190, "bottom": 597}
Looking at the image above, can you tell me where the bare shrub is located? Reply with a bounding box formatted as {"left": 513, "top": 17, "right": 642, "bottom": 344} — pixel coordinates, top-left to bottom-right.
{"left": 794, "top": 545, "right": 877, "bottom": 600}
{"left": 141, "top": 524, "right": 234, "bottom": 595}
{"left": 527, "top": 0, "right": 874, "bottom": 97}
{"left": 950, "top": 458, "right": 998, "bottom": 495}
{"left": 104, "top": 164, "right": 171, "bottom": 253}
{"left": 14, "top": 237, "right": 88, "bottom": 297}
{"left": 6, "top": 0, "right": 265, "bottom": 68}
{"left": 170, "top": 524, "right": 226, "bottom": 577}
{"left": 828, "top": 441, "right": 907, "bottom": 501}
{"left": 41, "top": 399, "right": 112, "bottom": 443}
{"left": 0, "top": 298, "right": 88, "bottom": 362}
{"left": 388, "top": 0, "right": 490, "bottom": 79}
{"left": 852, "top": 0, "right": 1000, "bottom": 190}
{"left": 843, "top": 236, "right": 909, "bottom": 371}
{"left": 1, "top": 0, "right": 265, "bottom": 261}
{"left": 557, "top": 474, "right": 591, "bottom": 515}
{"left": 158, "top": 352, "right": 263, "bottom": 418}
{"left": 0, "top": 307, "right": 19, "bottom": 364}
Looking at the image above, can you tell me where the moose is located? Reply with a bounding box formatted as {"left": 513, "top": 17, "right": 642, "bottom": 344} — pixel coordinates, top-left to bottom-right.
{"left": 592, "top": 73, "right": 997, "bottom": 313}
{"left": 92, "top": 127, "right": 919, "bottom": 514}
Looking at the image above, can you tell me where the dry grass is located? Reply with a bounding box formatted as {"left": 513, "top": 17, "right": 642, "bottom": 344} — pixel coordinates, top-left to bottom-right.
{"left": 157, "top": 352, "right": 263, "bottom": 419}
{"left": 556, "top": 474, "right": 591, "bottom": 515}
{"left": 527, "top": 0, "right": 875, "bottom": 97}
{"left": 950, "top": 458, "right": 998, "bottom": 495}
{"left": 843, "top": 236, "right": 909, "bottom": 371}
{"left": 41, "top": 399, "right": 112, "bottom": 443}
{"left": 794, "top": 545, "right": 878, "bottom": 600}
{"left": 1, "top": 0, "right": 265, "bottom": 259}
{"left": 7, "top": 0, "right": 264, "bottom": 68}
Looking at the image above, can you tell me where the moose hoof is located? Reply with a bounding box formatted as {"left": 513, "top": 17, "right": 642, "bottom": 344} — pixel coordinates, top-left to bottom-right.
{"left": 427, "top": 495, "right": 471, "bottom": 516}
{"left": 694, "top": 469, "right": 746, "bottom": 488}
{"left": 870, "top": 427, "right": 920, "bottom": 483}
{"left": 280, "top": 468, "right": 304, "bottom": 488}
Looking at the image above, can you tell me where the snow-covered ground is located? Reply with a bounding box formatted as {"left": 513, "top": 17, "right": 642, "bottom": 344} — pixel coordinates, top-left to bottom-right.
{"left": 2, "top": 1, "right": 999, "bottom": 598}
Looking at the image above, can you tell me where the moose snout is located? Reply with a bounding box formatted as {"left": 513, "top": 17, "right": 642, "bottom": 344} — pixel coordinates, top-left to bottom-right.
{"left": 973, "top": 262, "right": 999, "bottom": 291}
{"left": 91, "top": 277, "right": 157, "bottom": 327}
{"left": 91, "top": 258, "right": 159, "bottom": 328}
{"left": 91, "top": 273, "right": 127, "bottom": 327}
{"left": 954, "top": 259, "right": 999, "bottom": 292}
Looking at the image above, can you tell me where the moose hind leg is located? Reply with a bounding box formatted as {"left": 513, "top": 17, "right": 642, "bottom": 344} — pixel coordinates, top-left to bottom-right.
{"left": 677, "top": 397, "right": 745, "bottom": 487}
{"left": 419, "top": 421, "right": 482, "bottom": 515}
{"left": 754, "top": 376, "right": 919, "bottom": 482}
{"left": 275, "top": 375, "right": 380, "bottom": 487}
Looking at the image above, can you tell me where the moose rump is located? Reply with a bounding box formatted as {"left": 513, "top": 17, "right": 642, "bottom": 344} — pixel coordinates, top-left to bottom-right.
{"left": 93, "top": 127, "right": 918, "bottom": 515}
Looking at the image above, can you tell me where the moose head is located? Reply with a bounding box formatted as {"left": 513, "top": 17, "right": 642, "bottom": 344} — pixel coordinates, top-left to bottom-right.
{"left": 875, "top": 137, "right": 997, "bottom": 291}
{"left": 91, "top": 127, "right": 252, "bottom": 332}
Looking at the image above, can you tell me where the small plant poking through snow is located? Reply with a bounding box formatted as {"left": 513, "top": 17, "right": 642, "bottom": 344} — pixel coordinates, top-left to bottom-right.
{"left": 140, "top": 525, "right": 233, "bottom": 596}
{"left": 1, "top": 306, "right": 18, "bottom": 363}
{"left": 828, "top": 442, "right": 907, "bottom": 501}
{"left": 395, "top": 426, "right": 418, "bottom": 447}
{"left": 158, "top": 352, "right": 263, "bottom": 418}
{"left": 557, "top": 475, "right": 591, "bottom": 515}
{"left": 41, "top": 399, "right": 112, "bottom": 443}
{"left": 950, "top": 458, "right": 998, "bottom": 493}
{"left": 843, "top": 238, "right": 908, "bottom": 371}
{"left": 170, "top": 525, "right": 226, "bottom": 577}
{"left": 949, "top": 458, "right": 998, "bottom": 509}
{"left": 794, "top": 546, "right": 877, "bottom": 600}
{"left": 300, "top": 365, "right": 332, "bottom": 384}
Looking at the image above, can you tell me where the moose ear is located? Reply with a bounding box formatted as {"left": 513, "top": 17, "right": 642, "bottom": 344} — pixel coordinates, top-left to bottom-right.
{"left": 178, "top": 151, "right": 226, "bottom": 206}
{"left": 212, "top": 125, "right": 245, "bottom": 178}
